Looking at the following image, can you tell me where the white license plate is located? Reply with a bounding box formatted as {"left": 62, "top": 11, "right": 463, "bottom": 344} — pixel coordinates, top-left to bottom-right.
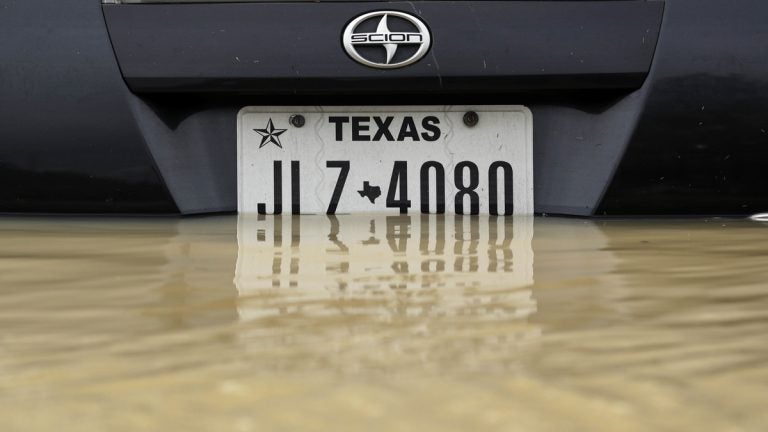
{"left": 237, "top": 106, "right": 533, "bottom": 215}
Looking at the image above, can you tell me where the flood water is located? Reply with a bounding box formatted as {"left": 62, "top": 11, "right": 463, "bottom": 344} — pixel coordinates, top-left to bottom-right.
{"left": 1, "top": 215, "right": 767, "bottom": 431}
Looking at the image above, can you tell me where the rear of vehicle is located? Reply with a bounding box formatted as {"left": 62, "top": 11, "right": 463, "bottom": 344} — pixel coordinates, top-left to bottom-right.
{"left": 1, "top": 0, "right": 766, "bottom": 215}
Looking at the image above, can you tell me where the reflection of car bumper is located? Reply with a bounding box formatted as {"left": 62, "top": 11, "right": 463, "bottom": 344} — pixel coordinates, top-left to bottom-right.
{"left": 1, "top": 0, "right": 766, "bottom": 216}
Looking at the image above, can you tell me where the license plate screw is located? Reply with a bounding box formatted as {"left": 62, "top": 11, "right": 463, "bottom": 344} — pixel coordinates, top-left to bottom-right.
{"left": 290, "top": 114, "right": 306, "bottom": 128}
{"left": 463, "top": 111, "right": 479, "bottom": 127}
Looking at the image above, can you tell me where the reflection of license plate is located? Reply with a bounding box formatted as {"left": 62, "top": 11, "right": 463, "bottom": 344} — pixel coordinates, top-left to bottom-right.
{"left": 237, "top": 106, "right": 533, "bottom": 215}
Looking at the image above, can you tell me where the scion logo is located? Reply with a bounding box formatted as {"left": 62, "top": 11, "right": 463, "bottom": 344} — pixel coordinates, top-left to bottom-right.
{"left": 342, "top": 11, "right": 432, "bottom": 69}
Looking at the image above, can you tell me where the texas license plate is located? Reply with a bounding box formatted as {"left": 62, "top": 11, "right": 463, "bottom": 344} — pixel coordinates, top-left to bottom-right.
{"left": 238, "top": 106, "right": 533, "bottom": 215}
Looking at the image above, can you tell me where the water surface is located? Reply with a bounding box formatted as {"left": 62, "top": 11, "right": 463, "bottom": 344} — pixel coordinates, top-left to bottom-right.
{"left": 1, "top": 216, "right": 766, "bottom": 431}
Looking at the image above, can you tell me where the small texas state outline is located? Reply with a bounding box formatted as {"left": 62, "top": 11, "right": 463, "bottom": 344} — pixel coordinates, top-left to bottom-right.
{"left": 357, "top": 181, "right": 382, "bottom": 204}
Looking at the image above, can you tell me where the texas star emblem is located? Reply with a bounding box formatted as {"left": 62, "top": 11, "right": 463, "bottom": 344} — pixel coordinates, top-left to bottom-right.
{"left": 254, "top": 118, "right": 287, "bottom": 149}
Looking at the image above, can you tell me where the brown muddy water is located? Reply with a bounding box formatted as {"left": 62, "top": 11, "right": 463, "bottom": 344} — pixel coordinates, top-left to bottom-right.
{"left": 0, "top": 215, "right": 767, "bottom": 431}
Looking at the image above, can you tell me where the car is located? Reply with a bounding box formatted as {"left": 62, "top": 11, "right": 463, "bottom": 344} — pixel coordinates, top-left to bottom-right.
{"left": 1, "top": 0, "right": 766, "bottom": 216}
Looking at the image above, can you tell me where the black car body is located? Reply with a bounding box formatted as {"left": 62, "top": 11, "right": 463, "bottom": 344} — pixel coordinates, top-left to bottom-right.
{"left": 1, "top": 0, "right": 767, "bottom": 216}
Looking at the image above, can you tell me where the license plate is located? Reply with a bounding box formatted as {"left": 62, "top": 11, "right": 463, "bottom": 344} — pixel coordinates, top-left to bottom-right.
{"left": 238, "top": 106, "right": 533, "bottom": 215}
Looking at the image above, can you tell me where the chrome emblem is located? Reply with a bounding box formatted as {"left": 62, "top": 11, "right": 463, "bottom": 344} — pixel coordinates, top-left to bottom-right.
{"left": 342, "top": 11, "right": 432, "bottom": 69}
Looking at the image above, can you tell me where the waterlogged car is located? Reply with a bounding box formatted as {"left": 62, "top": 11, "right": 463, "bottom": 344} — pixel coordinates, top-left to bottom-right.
{"left": 1, "top": 0, "right": 767, "bottom": 216}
